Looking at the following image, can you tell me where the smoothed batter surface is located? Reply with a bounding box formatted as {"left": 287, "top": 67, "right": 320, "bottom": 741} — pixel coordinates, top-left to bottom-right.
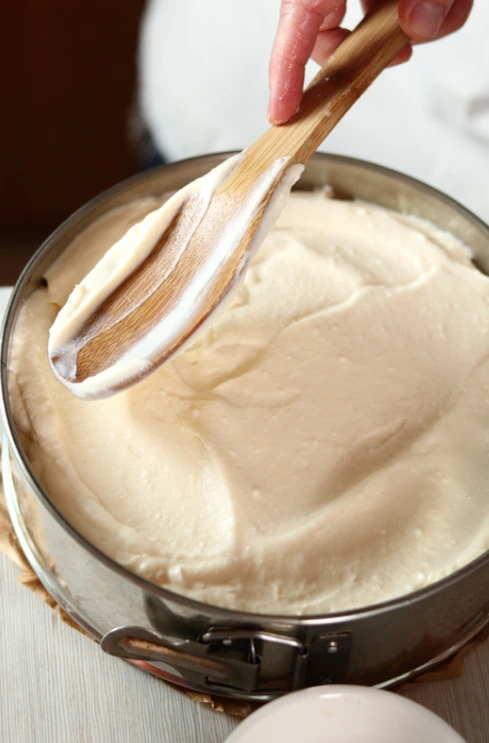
{"left": 9, "top": 191, "right": 489, "bottom": 614}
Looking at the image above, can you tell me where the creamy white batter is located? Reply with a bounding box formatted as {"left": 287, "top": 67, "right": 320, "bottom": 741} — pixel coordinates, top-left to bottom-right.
{"left": 9, "top": 191, "right": 489, "bottom": 614}
{"left": 48, "top": 155, "right": 303, "bottom": 399}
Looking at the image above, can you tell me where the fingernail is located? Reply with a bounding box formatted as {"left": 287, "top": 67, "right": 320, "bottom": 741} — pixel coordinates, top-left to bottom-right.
{"left": 268, "top": 106, "right": 283, "bottom": 126}
{"left": 321, "top": 9, "right": 339, "bottom": 29}
{"left": 268, "top": 98, "right": 288, "bottom": 125}
{"left": 410, "top": 2, "right": 445, "bottom": 37}
{"left": 268, "top": 102, "right": 278, "bottom": 125}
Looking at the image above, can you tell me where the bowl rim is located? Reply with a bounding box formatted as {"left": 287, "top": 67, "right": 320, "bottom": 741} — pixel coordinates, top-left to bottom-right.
{"left": 3, "top": 150, "right": 489, "bottom": 624}
{"left": 223, "top": 684, "right": 466, "bottom": 742}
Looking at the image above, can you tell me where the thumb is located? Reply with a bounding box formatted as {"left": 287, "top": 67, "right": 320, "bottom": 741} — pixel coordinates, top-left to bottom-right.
{"left": 400, "top": 0, "right": 454, "bottom": 40}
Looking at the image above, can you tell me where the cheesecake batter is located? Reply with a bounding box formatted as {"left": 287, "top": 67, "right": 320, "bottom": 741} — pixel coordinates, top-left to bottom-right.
{"left": 9, "top": 190, "right": 489, "bottom": 614}
{"left": 48, "top": 154, "right": 304, "bottom": 399}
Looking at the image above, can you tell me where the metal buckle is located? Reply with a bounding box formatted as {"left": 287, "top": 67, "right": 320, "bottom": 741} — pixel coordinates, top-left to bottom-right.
{"left": 101, "top": 625, "right": 351, "bottom": 693}
{"left": 101, "top": 626, "right": 261, "bottom": 691}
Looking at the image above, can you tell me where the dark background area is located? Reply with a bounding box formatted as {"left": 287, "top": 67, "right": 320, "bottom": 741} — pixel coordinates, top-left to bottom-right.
{"left": 1, "top": 0, "right": 147, "bottom": 283}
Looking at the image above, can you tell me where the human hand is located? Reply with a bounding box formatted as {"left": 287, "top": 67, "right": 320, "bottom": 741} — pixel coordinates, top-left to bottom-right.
{"left": 268, "top": 0, "right": 473, "bottom": 124}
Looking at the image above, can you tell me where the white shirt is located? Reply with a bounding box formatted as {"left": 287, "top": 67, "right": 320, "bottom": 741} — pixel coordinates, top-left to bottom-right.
{"left": 139, "top": 1, "right": 489, "bottom": 222}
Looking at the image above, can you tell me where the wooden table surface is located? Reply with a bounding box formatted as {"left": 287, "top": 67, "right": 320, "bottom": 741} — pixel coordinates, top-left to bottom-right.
{"left": 1, "top": 286, "right": 488, "bottom": 743}
{"left": 2, "top": 551, "right": 489, "bottom": 743}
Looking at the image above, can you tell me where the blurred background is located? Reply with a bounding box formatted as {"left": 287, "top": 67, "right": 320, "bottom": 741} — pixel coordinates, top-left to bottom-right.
{"left": 1, "top": 1, "right": 146, "bottom": 282}
{"left": 2, "top": 1, "right": 488, "bottom": 284}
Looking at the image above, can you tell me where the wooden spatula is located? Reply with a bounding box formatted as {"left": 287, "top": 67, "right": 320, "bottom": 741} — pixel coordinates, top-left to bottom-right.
{"left": 49, "top": 0, "right": 408, "bottom": 399}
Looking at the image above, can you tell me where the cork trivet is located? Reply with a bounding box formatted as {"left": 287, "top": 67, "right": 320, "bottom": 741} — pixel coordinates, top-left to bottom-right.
{"left": 0, "top": 456, "right": 485, "bottom": 718}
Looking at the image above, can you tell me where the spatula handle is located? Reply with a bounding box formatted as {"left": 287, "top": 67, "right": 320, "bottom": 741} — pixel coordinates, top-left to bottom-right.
{"left": 247, "top": 0, "right": 408, "bottom": 166}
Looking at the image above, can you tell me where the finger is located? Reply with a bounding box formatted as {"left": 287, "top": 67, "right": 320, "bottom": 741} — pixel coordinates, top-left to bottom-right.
{"left": 360, "top": 0, "right": 412, "bottom": 66}
{"left": 410, "top": 0, "right": 472, "bottom": 40}
{"left": 362, "top": 0, "right": 471, "bottom": 60}
{"left": 319, "top": 2, "right": 348, "bottom": 30}
{"left": 312, "top": 25, "right": 412, "bottom": 68}
{"left": 398, "top": 0, "right": 472, "bottom": 42}
{"left": 268, "top": 0, "right": 347, "bottom": 124}
{"left": 389, "top": 43, "right": 413, "bottom": 64}
{"left": 311, "top": 27, "right": 351, "bottom": 66}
